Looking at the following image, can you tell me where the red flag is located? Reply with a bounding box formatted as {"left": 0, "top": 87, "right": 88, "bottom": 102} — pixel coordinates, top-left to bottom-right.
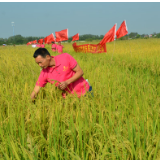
{"left": 99, "top": 24, "right": 117, "bottom": 45}
{"left": 27, "top": 41, "right": 32, "bottom": 45}
{"left": 32, "top": 40, "right": 37, "bottom": 44}
{"left": 44, "top": 33, "right": 55, "bottom": 44}
{"left": 38, "top": 39, "right": 43, "bottom": 44}
{"left": 55, "top": 29, "right": 68, "bottom": 42}
{"left": 72, "top": 33, "right": 79, "bottom": 41}
{"left": 116, "top": 20, "right": 128, "bottom": 39}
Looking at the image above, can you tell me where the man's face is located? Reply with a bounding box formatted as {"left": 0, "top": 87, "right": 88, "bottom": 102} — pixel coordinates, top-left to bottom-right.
{"left": 35, "top": 55, "right": 50, "bottom": 69}
{"left": 58, "top": 42, "right": 61, "bottom": 45}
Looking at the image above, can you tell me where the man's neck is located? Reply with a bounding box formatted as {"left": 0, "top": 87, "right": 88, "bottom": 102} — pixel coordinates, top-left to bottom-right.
{"left": 49, "top": 57, "right": 56, "bottom": 68}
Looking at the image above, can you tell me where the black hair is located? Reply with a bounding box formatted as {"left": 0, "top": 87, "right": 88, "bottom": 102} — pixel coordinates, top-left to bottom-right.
{"left": 33, "top": 48, "right": 51, "bottom": 58}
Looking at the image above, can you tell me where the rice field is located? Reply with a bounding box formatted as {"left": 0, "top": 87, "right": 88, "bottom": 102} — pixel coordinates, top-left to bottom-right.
{"left": 0, "top": 39, "right": 160, "bottom": 159}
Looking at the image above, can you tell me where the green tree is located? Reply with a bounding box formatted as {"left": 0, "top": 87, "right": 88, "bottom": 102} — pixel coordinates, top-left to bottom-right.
{"left": 140, "top": 34, "right": 145, "bottom": 38}
{"left": 85, "top": 38, "right": 92, "bottom": 42}
{"left": 129, "top": 32, "right": 138, "bottom": 38}
{"left": 136, "top": 34, "right": 141, "bottom": 39}
{"left": 156, "top": 33, "right": 160, "bottom": 38}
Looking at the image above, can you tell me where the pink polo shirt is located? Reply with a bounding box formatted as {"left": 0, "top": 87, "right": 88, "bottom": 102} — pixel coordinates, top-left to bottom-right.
{"left": 36, "top": 44, "right": 41, "bottom": 47}
{"left": 51, "top": 44, "right": 57, "bottom": 51}
{"left": 56, "top": 45, "right": 64, "bottom": 53}
{"left": 36, "top": 53, "right": 90, "bottom": 97}
{"left": 41, "top": 44, "right": 45, "bottom": 48}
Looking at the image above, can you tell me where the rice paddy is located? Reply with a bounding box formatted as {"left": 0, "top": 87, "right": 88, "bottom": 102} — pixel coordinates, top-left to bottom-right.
{"left": 0, "top": 38, "right": 160, "bottom": 159}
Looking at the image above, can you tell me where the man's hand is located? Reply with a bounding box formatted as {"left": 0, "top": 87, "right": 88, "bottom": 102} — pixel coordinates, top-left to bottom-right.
{"left": 57, "top": 64, "right": 84, "bottom": 91}
{"left": 30, "top": 85, "right": 41, "bottom": 101}
{"left": 58, "top": 81, "right": 68, "bottom": 90}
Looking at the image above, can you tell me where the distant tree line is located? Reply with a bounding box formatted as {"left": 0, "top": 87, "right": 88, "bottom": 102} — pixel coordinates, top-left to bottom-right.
{"left": 68, "top": 34, "right": 104, "bottom": 42}
{"left": 1, "top": 32, "right": 160, "bottom": 45}
{"left": 0, "top": 35, "right": 44, "bottom": 45}
{"left": 118, "top": 32, "right": 160, "bottom": 40}
{"left": 0, "top": 34, "right": 104, "bottom": 45}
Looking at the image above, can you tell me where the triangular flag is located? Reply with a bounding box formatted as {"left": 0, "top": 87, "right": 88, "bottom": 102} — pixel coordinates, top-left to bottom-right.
{"left": 27, "top": 41, "right": 32, "bottom": 45}
{"left": 32, "top": 40, "right": 37, "bottom": 44}
{"left": 116, "top": 20, "right": 128, "bottom": 39}
{"left": 55, "top": 29, "right": 68, "bottom": 42}
{"left": 72, "top": 33, "right": 79, "bottom": 41}
{"left": 44, "top": 33, "right": 55, "bottom": 44}
{"left": 38, "top": 39, "right": 43, "bottom": 44}
{"left": 99, "top": 24, "right": 117, "bottom": 45}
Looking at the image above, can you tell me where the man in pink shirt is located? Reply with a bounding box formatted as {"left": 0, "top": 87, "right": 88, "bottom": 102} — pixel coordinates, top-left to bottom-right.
{"left": 30, "top": 48, "right": 92, "bottom": 100}
{"left": 51, "top": 41, "right": 57, "bottom": 52}
{"left": 56, "top": 41, "right": 64, "bottom": 54}
{"left": 36, "top": 44, "right": 41, "bottom": 47}
{"left": 40, "top": 43, "right": 45, "bottom": 48}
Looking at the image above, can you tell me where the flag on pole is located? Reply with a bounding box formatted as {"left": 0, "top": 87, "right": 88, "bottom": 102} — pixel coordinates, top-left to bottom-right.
{"left": 116, "top": 20, "right": 128, "bottom": 39}
{"left": 27, "top": 41, "right": 32, "bottom": 45}
{"left": 32, "top": 40, "right": 37, "bottom": 44}
{"left": 99, "top": 24, "right": 117, "bottom": 45}
{"left": 38, "top": 39, "right": 43, "bottom": 44}
{"left": 72, "top": 33, "right": 79, "bottom": 41}
{"left": 55, "top": 29, "right": 68, "bottom": 42}
{"left": 44, "top": 33, "right": 55, "bottom": 44}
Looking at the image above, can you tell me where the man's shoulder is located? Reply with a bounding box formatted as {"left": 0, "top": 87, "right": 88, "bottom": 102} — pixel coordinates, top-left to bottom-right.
{"left": 55, "top": 53, "right": 72, "bottom": 63}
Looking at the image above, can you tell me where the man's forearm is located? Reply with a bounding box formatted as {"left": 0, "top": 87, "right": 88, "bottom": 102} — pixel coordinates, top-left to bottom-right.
{"left": 30, "top": 85, "right": 41, "bottom": 100}
{"left": 30, "top": 91, "right": 37, "bottom": 100}
{"left": 66, "top": 70, "right": 83, "bottom": 85}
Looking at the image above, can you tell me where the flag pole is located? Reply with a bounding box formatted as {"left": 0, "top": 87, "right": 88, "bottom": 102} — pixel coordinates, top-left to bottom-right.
{"left": 111, "top": 39, "right": 116, "bottom": 61}
{"left": 127, "top": 34, "right": 132, "bottom": 57}
{"left": 78, "top": 33, "right": 79, "bottom": 46}
{"left": 67, "top": 28, "right": 69, "bottom": 54}
{"left": 124, "top": 20, "right": 132, "bottom": 57}
{"left": 111, "top": 23, "right": 117, "bottom": 61}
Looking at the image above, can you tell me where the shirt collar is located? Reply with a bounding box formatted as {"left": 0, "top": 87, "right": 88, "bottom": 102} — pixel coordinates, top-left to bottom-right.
{"left": 48, "top": 56, "right": 61, "bottom": 73}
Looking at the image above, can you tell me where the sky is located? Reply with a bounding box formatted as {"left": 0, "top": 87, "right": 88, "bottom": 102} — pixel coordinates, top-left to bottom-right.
{"left": 0, "top": 2, "right": 160, "bottom": 39}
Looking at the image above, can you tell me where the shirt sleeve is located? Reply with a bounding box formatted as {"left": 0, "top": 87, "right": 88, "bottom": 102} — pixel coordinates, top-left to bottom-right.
{"left": 36, "top": 70, "right": 48, "bottom": 87}
{"left": 66, "top": 53, "right": 77, "bottom": 69}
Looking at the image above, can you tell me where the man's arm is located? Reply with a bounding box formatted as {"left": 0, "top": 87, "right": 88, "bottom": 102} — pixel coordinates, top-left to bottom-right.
{"left": 30, "top": 85, "right": 41, "bottom": 100}
{"left": 58, "top": 64, "right": 83, "bottom": 90}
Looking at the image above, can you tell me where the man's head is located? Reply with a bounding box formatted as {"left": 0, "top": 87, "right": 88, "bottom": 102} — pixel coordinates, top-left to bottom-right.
{"left": 52, "top": 41, "right": 55, "bottom": 44}
{"left": 33, "top": 48, "right": 51, "bottom": 69}
{"left": 58, "top": 41, "right": 61, "bottom": 45}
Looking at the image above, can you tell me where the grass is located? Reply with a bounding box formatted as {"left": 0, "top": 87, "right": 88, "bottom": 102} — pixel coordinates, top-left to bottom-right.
{"left": 0, "top": 39, "right": 160, "bottom": 159}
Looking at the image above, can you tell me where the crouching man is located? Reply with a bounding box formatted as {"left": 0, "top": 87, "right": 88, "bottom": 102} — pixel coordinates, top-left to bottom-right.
{"left": 30, "top": 48, "right": 91, "bottom": 100}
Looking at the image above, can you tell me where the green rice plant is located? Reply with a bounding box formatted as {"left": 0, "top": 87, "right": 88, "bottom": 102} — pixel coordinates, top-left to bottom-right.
{"left": 0, "top": 39, "right": 160, "bottom": 159}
